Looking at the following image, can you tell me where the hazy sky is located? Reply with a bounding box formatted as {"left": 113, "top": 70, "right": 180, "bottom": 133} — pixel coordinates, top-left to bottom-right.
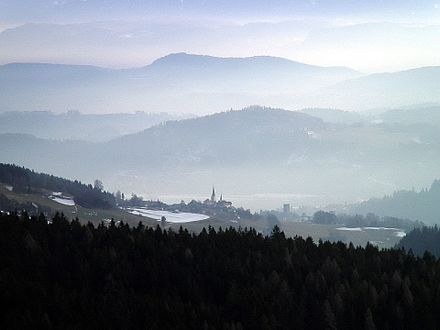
{"left": 2, "top": 0, "right": 440, "bottom": 72}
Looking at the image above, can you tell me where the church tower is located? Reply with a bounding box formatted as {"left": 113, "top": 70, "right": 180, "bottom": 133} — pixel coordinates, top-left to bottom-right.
{"left": 211, "top": 187, "right": 216, "bottom": 203}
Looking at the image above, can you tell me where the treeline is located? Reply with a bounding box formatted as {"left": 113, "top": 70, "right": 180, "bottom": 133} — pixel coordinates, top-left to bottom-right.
{"left": 2, "top": 212, "right": 440, "bottom": 329}
{"left": 397, "top": 226, "right": 440, "bottom": 257}
{"left": 0, "top": 163, "right": 115, "bottom": 209}
{"left": 312, "top": 211, "right": 421, "bottom": 231}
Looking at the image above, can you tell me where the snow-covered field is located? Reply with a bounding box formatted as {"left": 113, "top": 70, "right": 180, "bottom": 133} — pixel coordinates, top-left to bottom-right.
{"left": 336, "top": 227, "right": 363, "bottom": 231}
{"left": 49, "top": 195, "right": 75, "bottom": 206}
{"left": 336, "top": 226, "right": 406, "bottom": 237}
{"left": 127, "top": 208, "right": 209, "bottom": 223}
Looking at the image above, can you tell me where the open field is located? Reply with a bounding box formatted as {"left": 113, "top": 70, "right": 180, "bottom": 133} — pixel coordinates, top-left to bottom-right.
{"left": 1, "top": 184, "right": 405, "bottom": 247}
{"left": 0, "top": 184, "right": 156, "bottom": 227}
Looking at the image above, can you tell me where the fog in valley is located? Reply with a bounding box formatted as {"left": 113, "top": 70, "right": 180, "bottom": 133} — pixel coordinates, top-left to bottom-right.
{"left": 2, "top": 103, "right": 440, "bottom": 216}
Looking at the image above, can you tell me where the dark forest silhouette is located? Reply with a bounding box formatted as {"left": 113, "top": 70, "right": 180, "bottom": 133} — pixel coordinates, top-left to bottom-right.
{"left": 1, "top": 212, "right": 439, "bottom": 329}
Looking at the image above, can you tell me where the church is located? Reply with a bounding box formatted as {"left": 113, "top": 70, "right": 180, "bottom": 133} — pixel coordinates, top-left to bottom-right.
{"left": 203, "top": 187, "right": 232, "bottom": 207}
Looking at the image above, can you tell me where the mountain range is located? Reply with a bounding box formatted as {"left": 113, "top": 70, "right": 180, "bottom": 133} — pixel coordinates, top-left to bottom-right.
{"left": 3, "top": 52, "right": 440, "bottom": 113}
{"left": 1, "top": 53, "right": 359, "bottom": 113}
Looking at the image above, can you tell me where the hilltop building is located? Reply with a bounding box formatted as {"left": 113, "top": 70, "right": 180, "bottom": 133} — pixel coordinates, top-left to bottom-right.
{"left": 204, "top": 187, "right": 232, "bottom": 207}
{"left": 218, "top": 193, "right": 233, "bottom": 208}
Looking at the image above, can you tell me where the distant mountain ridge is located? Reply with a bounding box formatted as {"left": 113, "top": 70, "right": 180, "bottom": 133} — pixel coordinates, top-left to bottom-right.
{"left": 0, "top": 53, "right": 360, "bottom": 113}
{"left": 3, "top": 52, "right": 440, "bottom": 112}
{"left": 147, "top": 52, "right": 356, "bottom": 73}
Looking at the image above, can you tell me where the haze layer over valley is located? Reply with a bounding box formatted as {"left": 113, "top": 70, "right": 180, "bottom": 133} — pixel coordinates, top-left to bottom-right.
{"left": 1, "top": 106, "right": 439, "bottom": 211}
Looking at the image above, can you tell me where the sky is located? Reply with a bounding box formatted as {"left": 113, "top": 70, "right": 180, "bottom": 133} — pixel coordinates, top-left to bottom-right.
{"left": 2, "top": 0, "right": 440, "bottom": 72}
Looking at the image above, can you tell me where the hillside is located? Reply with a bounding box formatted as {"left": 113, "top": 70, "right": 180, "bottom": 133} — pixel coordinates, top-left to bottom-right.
{"left": 397, "top": 226, "right": 440, "bottom": 257}
{"left": 0, "top": 163, "right": 116, "bottom": 209}
{"left": 0, "top": 163, "right": 164, "bottom": 226}
{"left": 107, "top": 106, "right": 328, "bottom": 166}
{"left": 351, "top": 180, "right": 440, "bottom": 224}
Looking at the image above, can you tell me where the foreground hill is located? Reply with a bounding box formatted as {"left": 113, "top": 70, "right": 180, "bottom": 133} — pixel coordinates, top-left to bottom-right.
{"left": 0, "top": 163, "right": 115, "bottom": 209}
{"left": 0, "top": 163, "right": 162, "bottom": 225}
{"left": 0, "top": 53, "right": 359, "bottom": 113}
{"left": 1, "top": 212, "right": 439, "bottom": 329}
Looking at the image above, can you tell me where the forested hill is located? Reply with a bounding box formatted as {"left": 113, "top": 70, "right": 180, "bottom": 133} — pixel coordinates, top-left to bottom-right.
{"left": 352, "top": 180, "right": 440, "bottom": 224}
{"left": 107, "top": 106, "right": 328, "bottom": 166}
{"left": 0, "top": 163, "right": 115, "bottom": 209}
{"left": 2, "top": 211, "right": 440, "bottom": 329}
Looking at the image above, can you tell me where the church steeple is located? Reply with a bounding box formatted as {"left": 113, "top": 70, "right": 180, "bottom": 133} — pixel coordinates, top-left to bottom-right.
{"left": 211, "top": 187, "right": 216, "bottom": 202}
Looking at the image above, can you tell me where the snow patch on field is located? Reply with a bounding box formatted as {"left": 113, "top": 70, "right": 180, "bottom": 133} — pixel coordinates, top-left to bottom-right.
{"left": 364, "top": 227, "right": 400, "bottom": 230}
{"left": 127, "top": 208, "right": 209, "bottom": 223}
{"left": 337, "top": 226, "right": 406, "bottom": 237}
{"left": 336, "top": 227, "right": 363, "bottom": 231}
{"left": 49, "top": 195, "right": 75, "bottom": 206}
